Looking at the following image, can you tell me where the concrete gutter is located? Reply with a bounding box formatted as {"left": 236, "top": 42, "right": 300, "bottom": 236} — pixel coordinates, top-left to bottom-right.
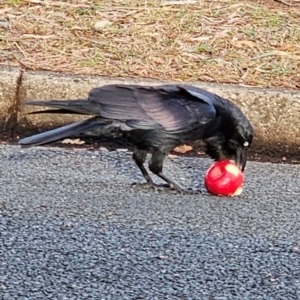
{"left": 1, "top": 65, "right": 300, "bottom": 155}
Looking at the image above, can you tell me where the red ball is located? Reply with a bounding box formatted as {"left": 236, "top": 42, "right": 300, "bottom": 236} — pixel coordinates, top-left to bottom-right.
{"left": 205, "top": 160, "right": 244, "bottom": 196}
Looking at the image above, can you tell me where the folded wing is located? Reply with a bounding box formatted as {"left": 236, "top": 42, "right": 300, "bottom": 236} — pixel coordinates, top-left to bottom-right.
{"left": 24, "top": 84, "right": 218, "bottom": 132}
{"left": 88, "top": 85, "right": 217, "bottom": 132}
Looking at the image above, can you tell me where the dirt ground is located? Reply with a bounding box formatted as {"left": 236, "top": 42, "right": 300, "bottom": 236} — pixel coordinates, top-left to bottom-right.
{"left": 1, "top": 0, "right": 300, "bottom": 89}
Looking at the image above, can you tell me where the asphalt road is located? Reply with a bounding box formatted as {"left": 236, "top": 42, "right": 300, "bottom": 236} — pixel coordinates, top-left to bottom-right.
{"left": 0, "top": 145, "right": 300, "bottom": 299}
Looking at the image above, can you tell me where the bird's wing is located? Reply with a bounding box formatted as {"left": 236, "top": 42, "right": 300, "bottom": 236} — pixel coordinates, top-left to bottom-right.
{"left": 89, "top": 85, "right": 217, "bottom": 131}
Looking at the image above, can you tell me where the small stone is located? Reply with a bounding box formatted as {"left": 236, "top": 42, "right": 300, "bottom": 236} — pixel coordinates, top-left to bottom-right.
{"left": 0, "top": 21, "right": 9, "bottom": 29}
{"left": 99, "top": 147, "right": 109, "bottom": 151}
{"left": 116, "top": 148, "right": 128, "bottom": 152}
{"left": 94, "top": 19, "right": 111, "bottom": 31}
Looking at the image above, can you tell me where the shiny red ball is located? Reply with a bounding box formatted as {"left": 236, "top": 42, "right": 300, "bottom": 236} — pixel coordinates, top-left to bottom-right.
{"left": 205, "top": 160, "right": 244, "bottom": 196}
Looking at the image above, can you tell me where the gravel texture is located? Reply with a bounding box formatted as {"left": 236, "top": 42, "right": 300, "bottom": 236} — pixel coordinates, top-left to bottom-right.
{"left": 0, "top": 145, "right": 299, "bottom": 299}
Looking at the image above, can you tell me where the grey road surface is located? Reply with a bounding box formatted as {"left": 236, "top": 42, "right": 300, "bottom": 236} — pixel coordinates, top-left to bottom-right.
{"left": 0, "top": 145, "right": 299, "bottom": 299}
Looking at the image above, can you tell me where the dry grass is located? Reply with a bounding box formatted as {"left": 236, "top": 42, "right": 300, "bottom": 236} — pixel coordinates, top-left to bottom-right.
{"left": 0, "top": 0, "right": 300, "bottom": 88}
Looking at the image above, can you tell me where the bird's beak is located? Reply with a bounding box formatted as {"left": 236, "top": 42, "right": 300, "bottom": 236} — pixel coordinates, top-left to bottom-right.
{"left": 235, "top": 147, "right": 248, "bottom": 172}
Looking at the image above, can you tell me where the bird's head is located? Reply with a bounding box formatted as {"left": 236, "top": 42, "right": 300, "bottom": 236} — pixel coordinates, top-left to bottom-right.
{"left": 204, "top": 101, "right": 253, "bottom": 172}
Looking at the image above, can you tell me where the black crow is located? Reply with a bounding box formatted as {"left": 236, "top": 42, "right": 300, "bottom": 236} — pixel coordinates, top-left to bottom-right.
{"left": 19, "top": 84, "right": 253, "bottom": 192}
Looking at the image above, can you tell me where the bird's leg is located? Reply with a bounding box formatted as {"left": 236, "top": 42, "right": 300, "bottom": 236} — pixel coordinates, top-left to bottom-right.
{"left": 148, "top": 150, "right": 184, "bottom": 192}
{"left": 132, "top": 149, "right": 201, "bottom": 194}
{"left": 149, "top": 149, "right": 203, "bottom": 194}
{"left": 131, "top": 149, "right": 169, "bottom": 189}
{"left": 132, "top": 149, "right": 153, "bottom": 184}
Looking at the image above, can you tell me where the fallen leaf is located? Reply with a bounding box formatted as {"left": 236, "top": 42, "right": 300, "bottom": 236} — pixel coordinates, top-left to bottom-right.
{"left": 173, "top": 144, "right": 193, "bottom": 153}
{"left": 61, "top": 138, "right": 85, "bottom": 145}
{"left": 232, "top": 40, "right": 256, "bottom": 49}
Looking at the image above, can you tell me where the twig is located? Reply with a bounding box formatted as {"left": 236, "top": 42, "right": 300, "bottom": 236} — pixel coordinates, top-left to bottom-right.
{"left": 273, "top": 0, "right": 292, "bottom": 6}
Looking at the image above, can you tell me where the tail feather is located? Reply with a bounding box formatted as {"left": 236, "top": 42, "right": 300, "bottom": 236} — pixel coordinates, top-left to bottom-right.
{"left": 19, "top": 117, "right": 102, "bottom": 147}
{"left": 28, "top": 109, "right": 85, "bottom": 115}
{"left": 23, "top": 99, "right": 98, "bottom": 115}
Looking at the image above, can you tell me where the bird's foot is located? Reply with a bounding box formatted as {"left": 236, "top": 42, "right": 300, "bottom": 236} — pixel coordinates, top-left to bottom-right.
{"left": 177, "top": 188, "right": 204, "bottom": 195}
{"left": 131, "top": 181, "right": 171, "bottom": 192}
{"left": 131, "top": 182, "right": 203, "bottom": 195}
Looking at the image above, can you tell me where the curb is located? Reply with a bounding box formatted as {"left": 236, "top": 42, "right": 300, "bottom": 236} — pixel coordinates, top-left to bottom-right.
{"left": 1, "top": 65, "right": 300, "bottom": 155}
{"left": 0, "top": 66, "right": 22, "bottom": 134}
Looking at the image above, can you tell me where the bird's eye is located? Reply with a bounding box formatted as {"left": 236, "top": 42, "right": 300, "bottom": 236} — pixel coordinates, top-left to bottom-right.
{"left": 243, "top": 141, "right": 249, "bottom": 147}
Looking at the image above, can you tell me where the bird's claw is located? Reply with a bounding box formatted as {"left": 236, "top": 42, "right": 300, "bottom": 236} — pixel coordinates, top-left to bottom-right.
{"left": 131, "top": 182, "right": 203, "bottom": 195}
{"left": 131, "top": 182, "right": 171, "bottom": 191}
{"left": 178, "top": 188, "right": 204, "bottom": 195}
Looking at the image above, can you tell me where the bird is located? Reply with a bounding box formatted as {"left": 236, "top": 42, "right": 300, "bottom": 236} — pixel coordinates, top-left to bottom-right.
{"left": 19, "top": 84, "right": 254, "bottom": 193}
